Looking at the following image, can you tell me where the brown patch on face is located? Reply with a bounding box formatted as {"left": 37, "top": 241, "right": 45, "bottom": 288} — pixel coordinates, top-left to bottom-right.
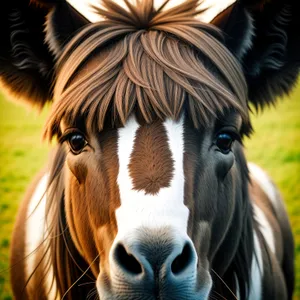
{"left": 129, "top": 121, "right": 174, "bottom": 195}
{"left": 64, "top": 126, "right": 121, "bottom": 279}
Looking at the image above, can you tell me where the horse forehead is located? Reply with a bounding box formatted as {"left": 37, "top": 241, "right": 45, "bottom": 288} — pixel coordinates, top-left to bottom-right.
{"left": 117, "top": 116, "right": 185, "bottom": 197}
{"left": 115, "top": 116, "right": 188, "bottom": 231}
{"left": 67, "top": 0, "right": 235, "bottom": 23}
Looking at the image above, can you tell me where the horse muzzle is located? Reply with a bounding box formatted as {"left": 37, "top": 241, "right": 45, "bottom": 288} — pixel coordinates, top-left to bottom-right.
{"left": 97, "top": 227, "right": 212, "bottom": 300}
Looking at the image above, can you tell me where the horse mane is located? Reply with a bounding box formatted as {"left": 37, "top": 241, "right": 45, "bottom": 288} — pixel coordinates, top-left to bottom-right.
{"left": 43, "top": 0, "right": 251, "bottom": 140}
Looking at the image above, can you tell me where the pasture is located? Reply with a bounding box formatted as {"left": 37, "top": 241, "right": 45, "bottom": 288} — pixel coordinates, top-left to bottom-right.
{"left": 0, "top": 84, "right": 299, "bottom": 299}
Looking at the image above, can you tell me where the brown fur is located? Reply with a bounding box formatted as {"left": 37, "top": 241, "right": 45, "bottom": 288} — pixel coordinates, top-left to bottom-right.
{"left": 49, "top": 128, "right": 122, "bottom": 299}
{"left": 129, "top": 121, "right": 174, "bottom": 194}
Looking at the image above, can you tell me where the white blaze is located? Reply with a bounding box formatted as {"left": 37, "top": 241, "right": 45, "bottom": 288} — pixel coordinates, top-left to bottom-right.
{"left": 116, "top": 116, "right": 188, "bottom": 236}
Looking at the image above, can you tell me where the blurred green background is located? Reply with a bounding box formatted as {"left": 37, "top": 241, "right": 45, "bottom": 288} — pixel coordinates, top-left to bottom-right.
{"left": 0, "top": 85, "right": 299, "bottom": 299}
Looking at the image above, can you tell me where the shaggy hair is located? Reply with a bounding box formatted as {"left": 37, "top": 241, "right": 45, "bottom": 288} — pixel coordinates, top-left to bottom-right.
{"left": 43, "top": 0, "right": 251, "bottom": 140}
{"left": 40, "top": 1, "right": 254, "bottom": 298}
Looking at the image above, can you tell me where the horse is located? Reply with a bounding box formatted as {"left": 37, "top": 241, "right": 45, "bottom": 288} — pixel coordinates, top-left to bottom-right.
{"left": 1, "top": 0, "right": 299, "bottom": 299}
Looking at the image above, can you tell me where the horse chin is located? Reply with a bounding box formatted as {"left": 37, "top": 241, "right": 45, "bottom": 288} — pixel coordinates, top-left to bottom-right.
{"left": 96, "top": 269, "right": 213, "bottom": 300}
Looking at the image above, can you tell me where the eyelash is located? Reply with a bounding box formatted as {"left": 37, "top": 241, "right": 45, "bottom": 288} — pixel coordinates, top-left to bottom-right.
{"left": 59, "top": 128, "right": 85, "bottom": 144}
{"left": 215, "top": 128, "right": 241, "bottom": 143}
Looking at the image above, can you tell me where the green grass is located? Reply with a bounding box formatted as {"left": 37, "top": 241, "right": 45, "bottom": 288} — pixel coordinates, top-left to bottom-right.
{"left": 0, "top": 85, "right": 299, "bottom": 299}
{"left": 0, "top": 96, "right": 49, "bottom": 300}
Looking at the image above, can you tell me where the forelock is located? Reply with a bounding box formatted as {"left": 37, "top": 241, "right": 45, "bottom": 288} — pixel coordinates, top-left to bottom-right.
{"left": 43, "top": 0, "right": 251, "bottom": 140}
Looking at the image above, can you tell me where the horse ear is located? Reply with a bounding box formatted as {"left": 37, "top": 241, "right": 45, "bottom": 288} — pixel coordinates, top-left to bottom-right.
{"left": 211, "top": 0, "right": 300, "bottom": 109}
{"left": 0, "top": 0, "right": 90, "bottom": 108}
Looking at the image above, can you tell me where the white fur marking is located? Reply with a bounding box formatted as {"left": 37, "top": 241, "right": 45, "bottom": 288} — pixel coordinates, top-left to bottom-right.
{"left": 26, "top": 174, "right": 58, "bottom": 299}
{"left": 248, "top": 231, "right": 263, "bottom": 300}
{"left": 116, "top": 116, "right": 188, "bottom": 235}
{"left": 254, "top": 204, "right": 276, "bottom": 254}
{"left": 248, "top": 162, "right": 278, "bottom": 208}
{"left": 107, "top": 116, "right": 212, "bottom": 297}
{"left": 26, "top": 175, "right": 48, "bottom": 279}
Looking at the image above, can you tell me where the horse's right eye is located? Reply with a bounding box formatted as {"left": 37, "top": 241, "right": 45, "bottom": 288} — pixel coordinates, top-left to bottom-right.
{"left": 68, "top": 133, "right": 87, "bottom": 154}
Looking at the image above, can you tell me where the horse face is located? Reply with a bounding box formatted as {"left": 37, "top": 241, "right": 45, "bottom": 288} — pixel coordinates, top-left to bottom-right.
{"left": 3, "top": 0, "right": 299, "bottom": 299}
{"left": 61, "top": 110, "right": 245, "bottom": 299}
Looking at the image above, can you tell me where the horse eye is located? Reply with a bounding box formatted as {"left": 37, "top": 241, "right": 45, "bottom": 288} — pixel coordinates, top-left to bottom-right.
{"left": 216, "top": 133, "right": 234, "bottom": 154}
{"left": 68, "top": 133, "right": 87, "bottom": 154}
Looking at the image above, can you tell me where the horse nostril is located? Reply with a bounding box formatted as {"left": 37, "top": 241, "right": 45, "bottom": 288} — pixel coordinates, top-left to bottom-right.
{"left": 171, "top": 243, "right": 193, "bottom": 275}
{"left": 114, "top": 243, "right": 143, "bottom": 275}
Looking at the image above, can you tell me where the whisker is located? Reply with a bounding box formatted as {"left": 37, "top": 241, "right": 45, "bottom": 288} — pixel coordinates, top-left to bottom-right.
{"left": 58, "top": 214, "right": 95, "bottom": 282}
{"left": 211, "top": 290, "right": 228, "bottom": 300}
{"left": 61, "top": 254, "right": 100, "bottom": 300}
{"left": 211, "top": 269, "right": 238, "bottom": 300}
{"left": 86, "top": 287, "right": 98, "bottom": 300}
{"left": 78, "top": 282, "right": 96, "bottom": 287}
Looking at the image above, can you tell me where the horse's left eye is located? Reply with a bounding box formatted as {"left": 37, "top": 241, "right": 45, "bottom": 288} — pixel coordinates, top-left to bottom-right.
{"left": 216, "top": 133, "right": 234, "bottom": 154}
{"left": 68, "top": 133, "right": 87, "bottom": 154}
